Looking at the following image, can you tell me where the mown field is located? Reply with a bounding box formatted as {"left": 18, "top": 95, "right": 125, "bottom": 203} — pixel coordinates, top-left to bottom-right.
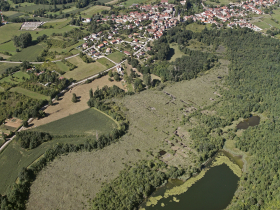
{"left": 97, "top": 57, "right": 114, "bottom": 68}
{"left": 185, "top": 23, "right": 211, "bottom": 32}
{"left": 32, "top": 108, "right": 117, "bottom": 135}
{"left": 26, "top": 58, "right": 229, "bottom": 210}
{"left": 55, "top": 61, "right": 69, "bottom": 72}
{"left": 81, "top": 5, "right": 111, "bottom": 18}
{"left": 9, "top": 43, "right": 47, "bottom": 62}
{"left": 107, "top": 51, "right": 125, "bottom": 63}
{"left": 168, "top": 43, "right": 186, "bottom": 62}
{"left": 9, "top": 87, "right": 50, "bottom": 100}
{"left": 63, "top": 57, "right": 107, "bottom": 81}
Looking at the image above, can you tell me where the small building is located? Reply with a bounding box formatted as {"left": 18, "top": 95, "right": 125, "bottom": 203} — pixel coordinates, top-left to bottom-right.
{"left": 124, "top": 51, "right": 131, "bottom": 56}
{"left": 82, "top": 43, "right": 88, "bottom": 49}
{"left": 111, "top": 40, "right": 117, "bottom": 44}
{"left": 98, "top": 44, "right": 105, "bottom": 49}
{"left": 133, "top": 39, "right": 139, "bottom": 43}
{"left": 106, "top": 48, "right": 111, "bottom": 53}
{"left": 117, "top": 65, "right": 123, "bottom": 75}
{"left": 94, "top": 52, "right": 101, "bottom": 57}
{"left": 83, "top": 18, "right": 91, "bottom": 23}
{"left": 103, "top": 41, "right": 108, "bottom": 45}
{"left": 161, "top": 0, "right": 168, "bottom": 4}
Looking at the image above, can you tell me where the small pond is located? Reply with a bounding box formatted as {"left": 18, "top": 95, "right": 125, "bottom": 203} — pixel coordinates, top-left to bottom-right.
{"left": 236, "top": 116, "right": 260, "bottom": 130}
{"left": 140, "top": 151, "right": 242, "bottom": 210}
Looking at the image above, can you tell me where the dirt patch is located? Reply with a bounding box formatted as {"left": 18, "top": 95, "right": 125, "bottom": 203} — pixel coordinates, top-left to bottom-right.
{"left": 4, "top": 118, "right": 22, "bottom": 129}
{"left": 29, "top": 75, "right": 124, "bottom": 128}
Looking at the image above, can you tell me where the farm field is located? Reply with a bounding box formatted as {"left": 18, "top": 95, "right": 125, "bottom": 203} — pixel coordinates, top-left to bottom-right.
{"left": 26, "top": 58, "right": 229, "bottom": 210}
{"left": 63, "top": 57, "right": 107, "bottom": 81}
{"left": 0, "top": 41, "right": 17, "bottom": 55}
{"left": 49, "top": 40, "right": 84, "bottom": 53}
{"left": 123, "top": 0, "right": 150, "bottom": 7}
{"left": 43, "top": 18, "right": 71, "bottom": 29}
{"left": 81, "top": 5, "right": 111, "bottom": 18}
{"left": 107, "top": 51, "right": 125, "bottom": 63}
{"left": 9, "top": 87, "right": 50, "bottom": 100}
{"left": 97, "top": 57, "right": 114, "bottom": 68}
{"left": 29, "top": 75, "right": 124, "bottom": 128}
{"left": 32, "top": 108, "right": 117, "bottom": 135}
{"left": 0, "top": 23, "right": 22, "bottom": 44}
{"left": 0, "top": 136, "right": 89, "bottom": 195}
{"left": 9, "top": 43, "right": 47, "bottom": 62}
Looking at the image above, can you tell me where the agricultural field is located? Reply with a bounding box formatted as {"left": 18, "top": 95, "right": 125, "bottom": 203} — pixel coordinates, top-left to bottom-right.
{"left": 0, "top": 41, "right": 17, "bottom": 55}
{"left": 32, "top": 108, "right": 117, "bottom": 135}
{"left": 9, "top": 87, "right": 50, "bottom": 100}
{"left": 29, "top": 75, "right": 124, "bottom": 128}
{"left": 43, "top": 18, "right": 71, "bottom": 29}
{"left": 63, "top": 57, "right": 107, "bottom": 81}
{"left": 49, "top": 40, "right": 84, "bottom": 54}
{"left": 107, "top": 51, "right": 125, "bottom": 63}
{"left": 9, "top": 43, "right": 47, "bottom": 62}
{"left": 97, "top": 57, "right": 114, "bottom": 68}
{"left": 0, "top": 23, "right": 23, "bottom": 44}
{"left": 26, "top": 58, "right": 229, "bottom": 210}
{"left": 122, "top": 0, "right": 151, "bottom": 7}
{"left": 81, "top": 5, "right": 111, "bottom": 18}
{"left": 0, "top": 136, "right": 89, "bottom": 195}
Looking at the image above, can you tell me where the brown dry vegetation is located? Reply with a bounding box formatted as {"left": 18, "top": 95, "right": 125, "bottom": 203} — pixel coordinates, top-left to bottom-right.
{"left": 26, "top": 60, "right": 229, "bottom": 210}
{"left": 29, "top": 75, "right": 124, "bottom": 128}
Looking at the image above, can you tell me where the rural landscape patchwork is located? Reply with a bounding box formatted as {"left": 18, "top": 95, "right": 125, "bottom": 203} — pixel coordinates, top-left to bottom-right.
{"left": 0, "top": 0, "right": 280, "bottom": 209}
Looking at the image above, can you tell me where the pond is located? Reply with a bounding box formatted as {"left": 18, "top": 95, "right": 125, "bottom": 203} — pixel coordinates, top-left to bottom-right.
{"left": 236, "top": 116, "right": 260, "bottom": 130}
{"left": 140, "top": 152, "right": 241, "bottom": 210}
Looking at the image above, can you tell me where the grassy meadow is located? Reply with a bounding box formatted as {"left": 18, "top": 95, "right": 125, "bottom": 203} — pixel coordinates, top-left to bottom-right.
{"left": 107, "top": 51, "right": 125, "bottom": 63}
{"left": 63, "top": 57, "right": 107, "bottom": 81}
{"left": 97, "top": 57, "right": 115, "bottom": 68}
{"left": 0, "top": 71, "right": 30, "bottom": 84}
{"left": 81, "top": 5, "right": 111, "bottom": 18}
{"left": 9, "top": 87, "right": 50, "bottom": 100}
{"left": 168, "top": 43, "right": 186, "bottom": 62}
{"left": 0, "top": 63, "right": 19, "bottom": 74}
{"left": 185, "top": 23, "right": 211, "bottom": 32}
{"left": 32, "top": 108, "right": 117, "bottom": 135}
{"left": 9, "top": 43, "right": 47, "bottom": 62}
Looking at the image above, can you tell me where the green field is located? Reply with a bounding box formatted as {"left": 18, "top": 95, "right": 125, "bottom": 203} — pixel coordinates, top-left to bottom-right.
{"left": 55, "top": 61, "right": 69, "bottom": 72}
{"left": 0, "top": 23, "right": 22, "bottom": 44}
{"left": 49, "top": 40, "right": 84, "bottom": 53}
{"left": 0, "top": 63, "right": 19, "bottom": 74}
{"left": 32, "top": 108, "right": 117, "bottom": 135}
{"left": 81, "top": 5, "right": 110, "bottom": 18}
{"left": 9, "top": 87, "right": 50, "bottom": 100}
{"left": 123, "top": 0, "right": 150, "bottom": 7}
{"left": 64, "top": 56, "right": 107, "bottom": 81}
{"left": 107, "top": 51, "right": 125, "bottom": 63}
{"left": 0, "top": 136, "right": 88, "bottom": 195}
{"left": 0, "top": 71, "right": 30, "bottom": 84}
{"left": 185, "top": 23, "right": 211, "bottom": 32}
{"left": 97, "top": 57, "right": 114, "bottom": 68}
{"left": 0, "top": 41, "right": 17, "bottom": 55}
{"left": 9, "top": 43, "right": 47, "bottom": 62}
{"left": 168, "top": 43, "right": 186, "bottom": 62}
{"left": 42, "top": 18, "right": 71, "bottom": 29}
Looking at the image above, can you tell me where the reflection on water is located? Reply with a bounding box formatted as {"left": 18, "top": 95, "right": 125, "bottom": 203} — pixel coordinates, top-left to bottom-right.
{"left": 140, "top": 151, "right": 241, "bottom": 210}
{"left": 236, "top": 116, "right": 260, "bottom": 129}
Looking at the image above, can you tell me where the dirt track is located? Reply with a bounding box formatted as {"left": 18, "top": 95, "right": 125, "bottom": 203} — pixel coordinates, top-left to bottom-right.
{"left": 30, "top": 75, "right": 124, "bottom": 128}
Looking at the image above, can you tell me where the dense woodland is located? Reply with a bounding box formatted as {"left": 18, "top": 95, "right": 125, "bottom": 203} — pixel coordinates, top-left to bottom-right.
{"left": 15, "top": 131, "right": 52, "bottom": 149}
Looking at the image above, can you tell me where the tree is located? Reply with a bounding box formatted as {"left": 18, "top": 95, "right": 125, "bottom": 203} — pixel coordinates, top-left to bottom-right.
{"left": 143, "top": 73, "right": 151, "bottom": 88}
{"left": 108, "top": 70, "right": 113, "bottom": 77}
{"left": 72, "top": 93, "right": 77, "bottom": 103}
{"left": 13, "top": 33, "right": 32, "bottom": 48}
{"left": 134, "top": 78, "right": 144, "bottom": 92}
{"left": 22, "top": 121, "right": 28, "bottom": 128}
{"left": 55, "top": 95, "right": 59, "bottom": 101}
{"left": 114, "top": 73, "right": 120, "bottom": 82}
{"left": 89, "top": 88, "right": 93, "bottom": 98}
{"left": 2, "top": 132, "right": 6, "bottom": 141}
{"left": 48, "top": 99, "right": 53, "bottom": 106}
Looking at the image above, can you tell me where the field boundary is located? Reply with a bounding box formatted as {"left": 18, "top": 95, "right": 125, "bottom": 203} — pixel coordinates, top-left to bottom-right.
{"left": 92, "top": 107, "right": 120, "bottom": 128}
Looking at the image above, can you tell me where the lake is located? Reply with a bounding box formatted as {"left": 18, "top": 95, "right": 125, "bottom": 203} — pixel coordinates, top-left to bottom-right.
{"left": 140, "top": 152, "right": 241, "bottom": 210}
{"left": 236, "top": 116, "right": 260, "bottom": 129}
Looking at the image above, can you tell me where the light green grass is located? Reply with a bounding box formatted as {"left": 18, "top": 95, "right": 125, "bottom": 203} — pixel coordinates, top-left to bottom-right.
{"left": 81, "top": 5, "right": 111, "bottom": 18}
{"left": 9, "top": 43, "right": 47, "bottom": 62}
{"left": 1, "top": 11, "right": 19, "bottom": 16}
{"left": 0, "top": 23, "right": 22, "bottom": 44}
{"left": 107, "top": 51, "right": 125, "bottom": 63}
{"left": 0, "top": 41, "right": 17, "bottom": 55}
{"left": 0, "top": 136, "right": 89, "bottom": 195}
{"left": 168, "top": 43, "right": 186, "bottom": 62}
{"left": 253, "top": 20, "right": 270, "bottom": 29}
{"left": 9, "top": 87, "right": 50, "bottom": 100}
{"left": 43, "top": 18, "right": 71, "bottom": 29}
{"left": 64, "top": 56, "right": 107, "bottom": 81}
{"left": 185, "top": 23, "right": 211, "bottom": 32}
{"left": 97, "top": 57, "right": 114, "bottom": 68}
{"left": 55, "top": 61, "right": 69, "bottom": 72}
{"left": 32, "top": 108, "right": 117, "bottom": 135}
{"left": 123, "top": 0, "right": 150, "bottom": 7}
